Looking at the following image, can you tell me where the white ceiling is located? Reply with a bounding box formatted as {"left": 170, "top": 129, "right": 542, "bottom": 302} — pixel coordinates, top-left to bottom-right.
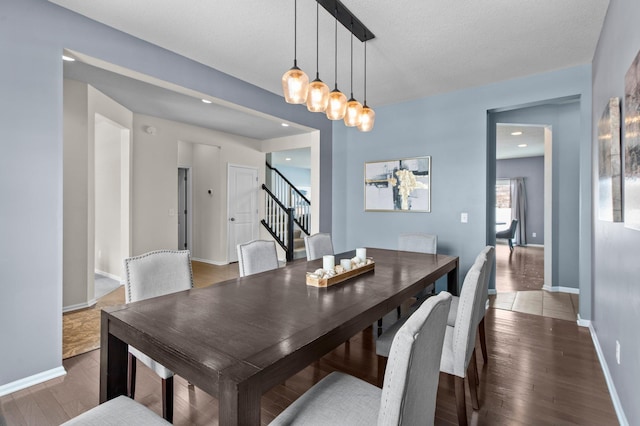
{"left": 50, "top": 0, "right": 610, "bottom": 108}
{"left": 496, "top": 124, "right": 545, "bottom": 160}
{"left": 271, "top": 148, "right": 311, "bottom": 169}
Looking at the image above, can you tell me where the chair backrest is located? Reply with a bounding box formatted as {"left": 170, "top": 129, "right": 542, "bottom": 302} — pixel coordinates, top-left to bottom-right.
{"left": 398, "top": 233, "right": 437, "bottom": 254}
{"left": 378, "top": 291, "right": 452, "bottom": 426}
{"left": 450, "top": 254, "right": 487, "bottom": 377}
{"left": 304, "top": 233, "right": 334, "bottom": 261}
{"left": 237, "top": 240, "right": 279, "bottom": 277}
{"left": 475, "top": 246, "right": 495, "bottom": 326}
{"left": 123, "top": 250, "right": 193, "bottom": 303}
{"left": 508, "top": 219, "right": 518, "bottom": 238}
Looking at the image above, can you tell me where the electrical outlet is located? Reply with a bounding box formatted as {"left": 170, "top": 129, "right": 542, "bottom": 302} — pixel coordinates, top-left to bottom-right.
{"left": 616, "top": 340, "right": 621, "bottom": 364}
{"left": 532, "top": 232, "right": 537, "bottom": 238}
{"left": 461, "top": 212, "right": 468, "bottom": 223}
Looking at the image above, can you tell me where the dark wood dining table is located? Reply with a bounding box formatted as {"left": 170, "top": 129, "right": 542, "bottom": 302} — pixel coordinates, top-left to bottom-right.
{"left": 100, "top": 248, "right": 459, "bottom": 425}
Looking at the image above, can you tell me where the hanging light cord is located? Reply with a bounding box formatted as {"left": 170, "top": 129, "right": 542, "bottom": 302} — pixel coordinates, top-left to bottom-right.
{"left": 363, "top": 39, "right": 367, "bottom": 105}
{"left": 334, "top": 8, "right": 339, "bottom": 90}
{"left": 315, "top": 2, "right": 320, "bottom": 79}
{"left": 350, "top": 22, "right": 354, "bottom": 98}
{"left": 294, "top": 0, "right": 298, "bottom": 67}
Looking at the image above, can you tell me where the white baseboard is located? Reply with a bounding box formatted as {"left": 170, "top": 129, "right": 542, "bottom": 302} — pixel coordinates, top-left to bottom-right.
{"left": 488, "top": 289, "right": 497, "bottom": 295}
{"left": 576, "top": 314, "right": 591, "bottom": 328}
{"left": 587, "top": 322, "right": 629, "bottom": 425}
{"left": 525, "top": 243, "right": 544, "bottom": 247}
{"left": 0, "top": 366, "right": 66, "bottom": 397}
{"left": 192, "top": 257, "right": 229, "bottom": 266}
{"left": 62, "top": 299, "right": 97, "bottom": 313}
{"left": 95, "top": 270, "right": 122, "bottom": 283}
{"left": 542, "top": 285, "right": 579, "bottom": 294}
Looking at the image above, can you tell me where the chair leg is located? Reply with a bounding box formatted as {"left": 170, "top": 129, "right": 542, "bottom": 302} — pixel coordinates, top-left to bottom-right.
{"left": 161, "top": 377, "right": 173, "bottom": 423}
{"left": 508, "top": 238, "right": 513, "bottom": 251}
{"left": 468, "top": 349, "right": 480, "bottom": 410}
{"left": 479, "top": 317, "right": 488, "bottom": 363}
{"left": 454, "top": 376, "right": 468, "bottom": 426}
{"left": 127, "top": 353, "right": 136, "bottom": 399}
{"left": 377, "top": 355, "right": 387, "bottom": 388}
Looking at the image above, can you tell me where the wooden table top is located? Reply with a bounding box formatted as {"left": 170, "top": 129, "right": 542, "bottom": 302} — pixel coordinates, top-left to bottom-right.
{"left": 102, "top": 248, "right": 458, "bottom": 422}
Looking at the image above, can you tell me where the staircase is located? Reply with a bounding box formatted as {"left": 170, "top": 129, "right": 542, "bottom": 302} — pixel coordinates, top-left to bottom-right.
{"left": 292, "top": 229, "right": 306, "bottom": 260}
{"left": 262, "top": 162, "right": 310, "bottom": 261}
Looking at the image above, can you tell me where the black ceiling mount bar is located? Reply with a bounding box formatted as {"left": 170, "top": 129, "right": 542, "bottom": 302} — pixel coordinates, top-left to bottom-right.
{"left": 317, "top": 0, "right": 375, "bottom": 42}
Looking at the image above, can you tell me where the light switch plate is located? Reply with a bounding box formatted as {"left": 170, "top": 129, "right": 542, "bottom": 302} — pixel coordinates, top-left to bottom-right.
{"left": 461, "top": 212, "right": 468, "bottom": 223}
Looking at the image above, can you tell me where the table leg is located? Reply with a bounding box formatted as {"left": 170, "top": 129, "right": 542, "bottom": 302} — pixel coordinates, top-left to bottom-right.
{"left": 219, "top": 378, "right": 261, "bottom": 425}
{"left": 99, "top": 311, "right": 128, "bottom": 403}
{"left": 447, "top": 259, "right": 459, "bottom": 296}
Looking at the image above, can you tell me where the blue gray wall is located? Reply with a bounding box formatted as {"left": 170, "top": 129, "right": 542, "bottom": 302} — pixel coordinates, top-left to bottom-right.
{"left": 332, "top": 65, "right": 592, "bottom": 307}
{"left": 493, "top": 102, "right": 582, "bottom": 290}
{"left": 274, "top": 165, "right": 311, "bottom": 190}
{"left": 592, "top": 0, "right": 640, "bottom": 423}
{"left": 496, "top": 156, "right": 544, "bottom": 245}
{"left": 0, "top": 0, "right": 331, "bottom": 389}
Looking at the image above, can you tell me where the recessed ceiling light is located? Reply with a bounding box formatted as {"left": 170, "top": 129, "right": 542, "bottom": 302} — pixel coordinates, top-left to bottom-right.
{"left": 518, "top": 144, "right": 528, "bottom": 148}
{"left": 511, "top": 131, "right": 523, "bottom": 136}
{"left": 201, "top": 99, "right": 212, "bottom": 104}
{"left": 281, "top": 123, "right": 290, "bottom": 127}
{"left": 285, "top": 157, "right": 292, "bottom": 161}
{"left": 62, "top": 55, "right": 75, "bottom": 62}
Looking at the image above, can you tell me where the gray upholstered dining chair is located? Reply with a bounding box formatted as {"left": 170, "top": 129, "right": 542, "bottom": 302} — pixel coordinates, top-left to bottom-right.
{"left": 496, "top": 218, "right": 518, "bottom": 251}
{"left": 303, "top": 232, "right": 334, "bottom": 261}
{"left": 447, "top": 246, "right": 495, "bottom": 364}
{"left": 123, "top": 249, "right": 194, "bottom": 423}
{"left": 237, "top": 240, "right": 279, "bottom": 277}
{"left": 61, "top": 395, "right": 170, "bottom": 425}
{"left": 399, "top": 232, "right": 438, "bottom": 301}
{"left": 270, "top": 291, "right": 452, "bottom": 426}
{"left": 376, "top": 253, "right": 488, "bottom": 426}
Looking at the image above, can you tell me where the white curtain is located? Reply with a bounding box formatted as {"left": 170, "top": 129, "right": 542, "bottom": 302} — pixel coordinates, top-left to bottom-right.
{"left": 510, "top": 177, "right": 527, "bottom": 246}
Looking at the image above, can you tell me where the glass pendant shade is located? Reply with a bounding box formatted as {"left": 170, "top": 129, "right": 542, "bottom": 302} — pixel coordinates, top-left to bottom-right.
{"left": 357, "top": 105, "right": 375, "bottom": 132}
{"left": 344, "top": 97, "right": 363, "bottom": 126}
{"left": 307, "top": 78, "right": 330, "bottom": 112}
{"left": 282, "top": 64, "right": 309, "bottom": 104}
{"left": 325, "top": 89, "right": 347, "bottom": 120}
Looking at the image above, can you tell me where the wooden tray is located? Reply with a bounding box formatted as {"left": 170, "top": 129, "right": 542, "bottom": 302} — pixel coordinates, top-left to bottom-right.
{"left": 306, "top": 261, "right": 375, "bottom": 287}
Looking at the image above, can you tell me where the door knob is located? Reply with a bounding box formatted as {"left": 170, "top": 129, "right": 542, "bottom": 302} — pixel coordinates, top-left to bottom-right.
{"left": 230, "top": 217, "right": 236, "bottom": 222}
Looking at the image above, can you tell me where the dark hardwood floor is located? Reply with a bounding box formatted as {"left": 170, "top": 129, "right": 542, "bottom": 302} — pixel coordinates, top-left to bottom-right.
{"left": 495, "top": 243, "right": 544, "bottom": 292}
{"left": 3, "top": 257, "right": 618, "bottom": 425}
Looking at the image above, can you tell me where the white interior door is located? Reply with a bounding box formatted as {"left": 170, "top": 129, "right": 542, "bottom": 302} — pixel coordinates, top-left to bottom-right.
{"left": 227, "top": 165, "right": 259, "bottom": 262}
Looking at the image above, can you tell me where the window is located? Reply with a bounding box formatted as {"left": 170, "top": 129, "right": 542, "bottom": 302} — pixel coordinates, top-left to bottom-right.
{"left": 496, "top": 179, "right": 511, "bottom": 232}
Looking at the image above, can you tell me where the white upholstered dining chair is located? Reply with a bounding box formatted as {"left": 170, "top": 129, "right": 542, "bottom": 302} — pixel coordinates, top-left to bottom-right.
{"left": 303, "top": 232, "right": 334, "bottom": 261}
{"left": 270, "top": 291, "right": 452, "bottom": 426}
{"left": 376, "top": 251, "right": 489, "bottom": 426}
{"left": 447, "top": 245, "right": 495, "bottom": 364}
{"left": 123, "top": 249, "right": 194, "bottom": 423}
{"left": 237, "top": 240, "right": 279, "bottom": 277}
{"left": 61, "top": 396, "right": 170, "bottom": 425}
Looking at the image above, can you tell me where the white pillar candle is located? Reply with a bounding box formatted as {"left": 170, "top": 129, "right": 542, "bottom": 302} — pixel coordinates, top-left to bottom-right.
{"left": 340, "top": 258, "right": 352, "bottom": 271}
{"left": 356, "top": 248, "right": 367, "bottom": 263}
{"left": 322, "top": 255, "right": 335, "bottom": 272}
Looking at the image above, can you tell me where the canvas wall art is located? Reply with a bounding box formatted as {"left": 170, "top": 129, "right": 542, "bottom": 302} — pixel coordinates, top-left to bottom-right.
{"left": 364, "top": 156, "right": 431, "bottom": 212}
{"left": 597, "top": 97, "right": 622, "bottom": 222}
{"left": 624, "top": 49, "right": 640, "bottom": 230}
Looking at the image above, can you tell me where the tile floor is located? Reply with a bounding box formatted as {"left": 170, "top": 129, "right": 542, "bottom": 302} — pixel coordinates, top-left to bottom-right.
{"left": 490, "top": 290, "right": 579, "bottom": 321}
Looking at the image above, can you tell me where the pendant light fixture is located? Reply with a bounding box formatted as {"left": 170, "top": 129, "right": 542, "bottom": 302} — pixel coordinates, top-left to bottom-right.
{"left": 358, "top": 38, "right": 375, "bottom": 132}
{"left": 344, "top": 24, "right": 363, "bottom": 127}
{"left": 306, "top": 1, "right": 330, "bottom": 112}
{"left": 325, "top": 8, "right": 347, "bottom": 120}
{"left": 282, "top": 0, "right": 309, "bottom": 104}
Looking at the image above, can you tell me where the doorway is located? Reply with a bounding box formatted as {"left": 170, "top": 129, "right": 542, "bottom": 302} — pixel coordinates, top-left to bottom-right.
{"left": 178, "top": 167, "right": 192, "bottom": 251}
{"left": 227, "top": 165, "right": 259, "bottom": 262}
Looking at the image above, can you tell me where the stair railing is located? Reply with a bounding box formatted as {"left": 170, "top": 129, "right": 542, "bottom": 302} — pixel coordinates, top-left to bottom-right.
{"left": 265, "top": 162, "right": 311, "bottom": 235}
{"left": 262, "top": 184, "right": 295, "bottom": 261}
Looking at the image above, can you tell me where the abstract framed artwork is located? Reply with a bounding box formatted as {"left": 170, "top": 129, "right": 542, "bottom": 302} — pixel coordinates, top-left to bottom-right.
{"left": 624, "top": 49, "right": 640, "bottom": 230}
{"left": 364, "top": 156, "right": 431, "bottom": 212}
{"left": 597, "top": 97, "right": 622, "bottom": 222}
